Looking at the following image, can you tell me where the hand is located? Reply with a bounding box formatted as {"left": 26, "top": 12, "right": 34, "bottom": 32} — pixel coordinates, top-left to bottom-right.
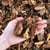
{"left": 1, "top": 17, "right": 26, "bottom": 46}
{"left": 35, "top": 18, "right": 47, "bottom": 35}
{"left": 0, "top": 17, "right": 47, "bottom": 49}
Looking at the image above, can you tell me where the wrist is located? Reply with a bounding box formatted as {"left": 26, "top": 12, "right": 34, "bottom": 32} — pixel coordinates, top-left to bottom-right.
{"left": 0, "top": 36, "right": 10, "bottom": 50}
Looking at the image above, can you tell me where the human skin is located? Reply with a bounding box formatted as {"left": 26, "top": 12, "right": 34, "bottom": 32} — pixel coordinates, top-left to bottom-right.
{"left": 0, "top": 17, "right": 47, "bottom": 50}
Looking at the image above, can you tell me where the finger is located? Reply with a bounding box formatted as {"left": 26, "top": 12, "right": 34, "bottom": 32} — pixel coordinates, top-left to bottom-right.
{"left": 37, "top": 24, "right": 47, "bottom": 28}
{"left": 16, "top": 17, "right": 24, "bottom": 22}
{"left": 10, "top": 17, "right": 24, "bottom": 26}
{"left": 38, "top": 17, "right": 42, "bottom": 20}
{"left": 35, "top": 28, "right": 44, "bottom": 35}
{"left": 36, "top": 20, "right": 47, "bottom": 24}
{"left": 2, "top": 19, "right": 18, "bottom": 36}
{"left": 9, "top": 37, "right": 26, "bottom": 45}
{"left": 2, "top": 17, "right": 24, "bottom": 36}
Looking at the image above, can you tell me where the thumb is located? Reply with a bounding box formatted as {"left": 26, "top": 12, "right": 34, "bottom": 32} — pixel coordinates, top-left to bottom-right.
{"left": 9, "top": 36, "right": 26, "bottom": 45}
